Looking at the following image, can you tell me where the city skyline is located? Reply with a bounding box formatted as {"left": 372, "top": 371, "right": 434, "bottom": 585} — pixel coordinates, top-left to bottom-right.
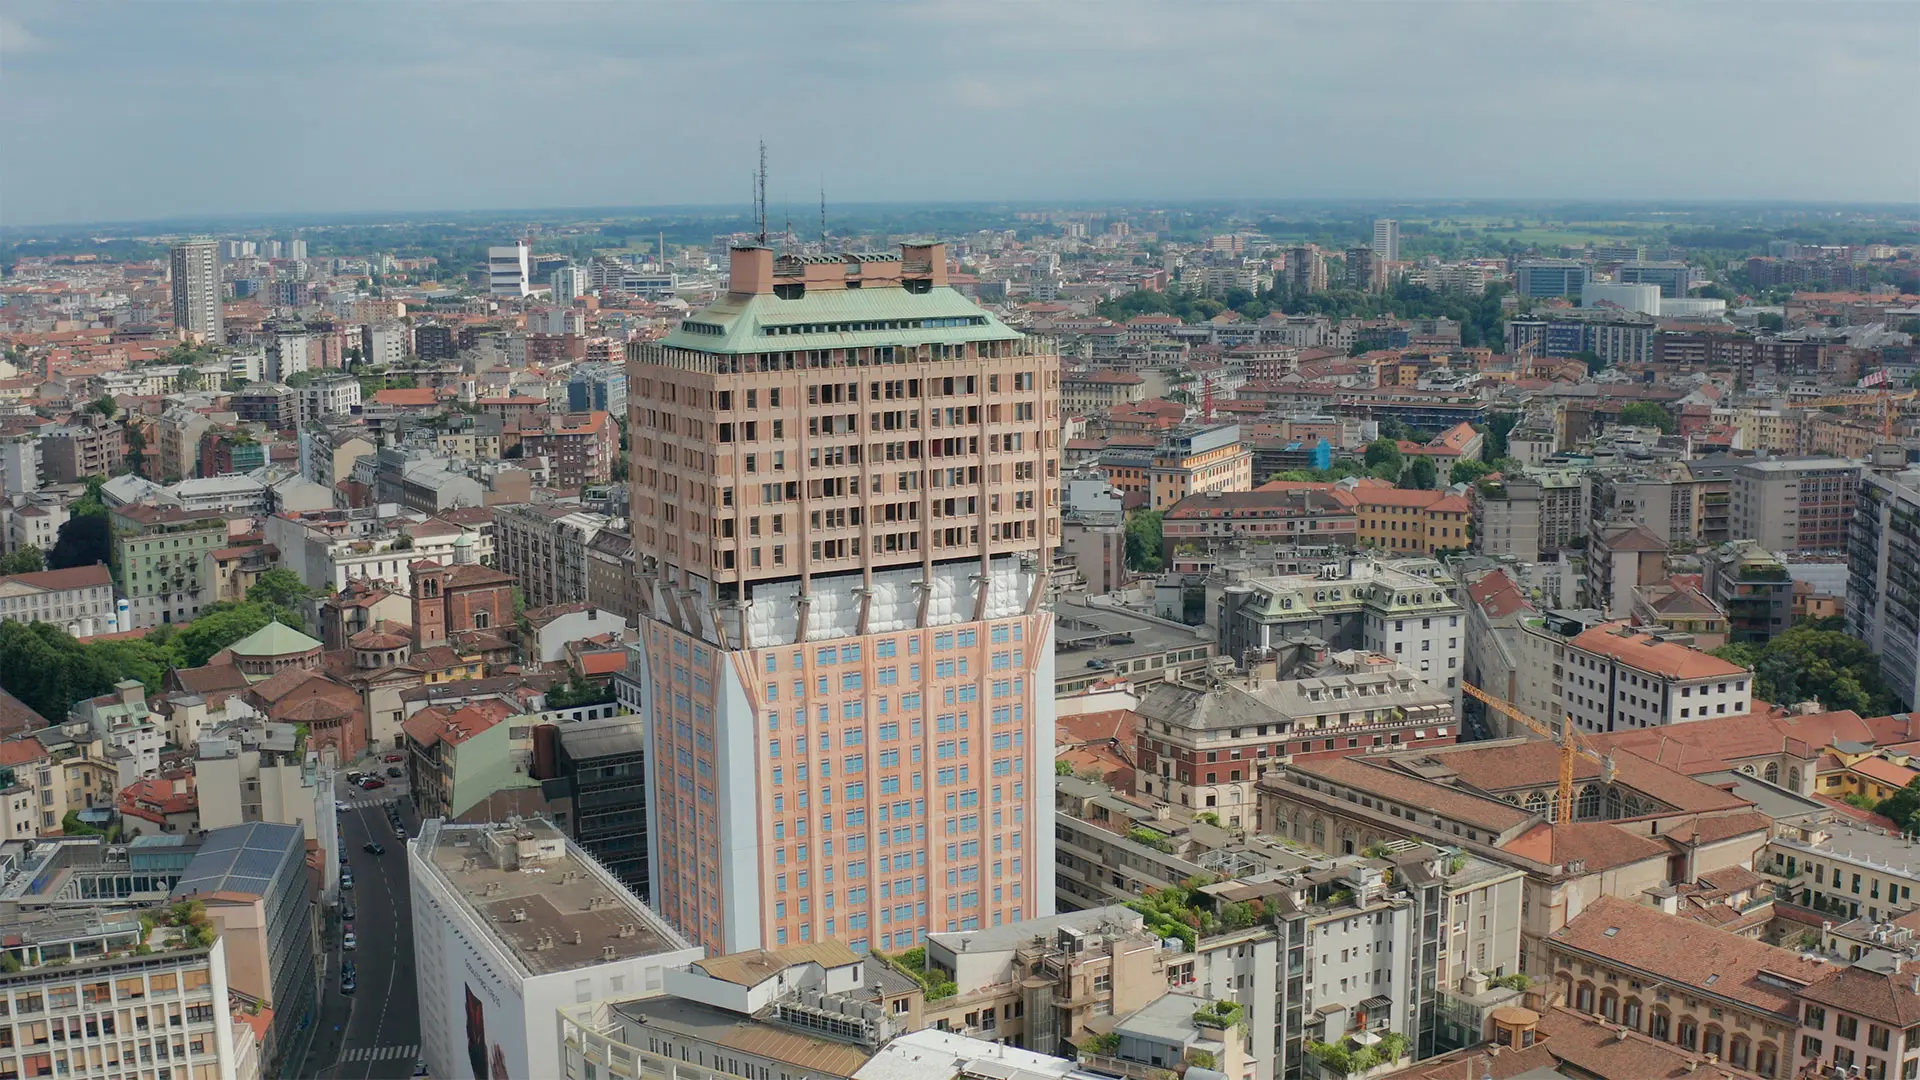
{"left": 3, "top": 3, "right": 1915, "bottom": 227}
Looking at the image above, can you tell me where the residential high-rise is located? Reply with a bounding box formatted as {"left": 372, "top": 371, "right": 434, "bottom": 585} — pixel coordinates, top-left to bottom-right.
{"left": 1512, "top": 259, "right": 1588, "bottom": 299}
{"left": 1371, "top": 218, "right": 1400, "bottom": 262}
{"left": 1285, "top": 245, "right": 1327, "bottom": 293}
{"left": 1849, "top": 467, "right": 1920, "bottom": 710}
{"left": 626, "top": 242, "right": 1061, "bottom": 955}
{"left": 551, "top": 264, "right": 588, "bottom": 307}
{"left": 170, "top": 236, "right": 224, "bottom": 343}
{"left": 489, "top": 241, "right": 532, "bottom": 297}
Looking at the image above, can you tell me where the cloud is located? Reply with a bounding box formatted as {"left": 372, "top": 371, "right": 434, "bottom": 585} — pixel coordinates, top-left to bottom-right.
{"left": 0, "top": 15, "right": 42, "bottom": 54}
{"left": 1, "top": 2, "right": 1915, "bottom": 225}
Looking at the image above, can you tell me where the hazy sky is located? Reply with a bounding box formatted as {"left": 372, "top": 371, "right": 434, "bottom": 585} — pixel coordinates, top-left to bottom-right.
{"left": 3, "top": 2, "right": 1916, "bottom": 227}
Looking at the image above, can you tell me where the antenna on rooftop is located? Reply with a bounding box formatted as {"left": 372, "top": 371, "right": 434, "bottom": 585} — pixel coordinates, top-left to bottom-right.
{"left": 820, "top": 183, "right": 829, "bottom": 249}
{"left": 755, "top": 140, "right": 769, "bottom": 245}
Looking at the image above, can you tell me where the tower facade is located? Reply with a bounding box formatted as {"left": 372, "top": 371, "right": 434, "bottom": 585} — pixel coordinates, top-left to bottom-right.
{"left": 170, "top": 236, "right": 223, "bottom": 343}
{"left": 627, "top": 242, "right": 1061, "bottom": 955}
{"left": 1372, "top": 218, "right": 1400, "bottom": 262}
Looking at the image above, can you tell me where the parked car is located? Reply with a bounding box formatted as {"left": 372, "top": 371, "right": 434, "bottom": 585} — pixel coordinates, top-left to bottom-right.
{"left": 360, "top": 778, "right": 385, "bottom": 791}
{"left": 341, "top": 873, "right": 354, "bottom": 891}
{"left": 395, "top": 826, "right": 408, "bottom": 840}
{"left": 412, "top": 1059, "right": 429, "bottom": 1078}
{"left": 341, "top": 975, "right": 356, "bottom": 995}
{"left": 341, "top": 903, "right": 356, "bottom": 921}
{"left": 363, "top": 842, "right": 385, "bottom": 855}
{"left": 343, "top": 930, "right": 357, "bottom": 951}
{"left": 384, "top": 753, "right": 406, "bottom": 763}
{"left": 386, "top": 767, "right": 404, "bottom": 779}
{"left": 335, "top": 801, "right": 347, "bottom": 812}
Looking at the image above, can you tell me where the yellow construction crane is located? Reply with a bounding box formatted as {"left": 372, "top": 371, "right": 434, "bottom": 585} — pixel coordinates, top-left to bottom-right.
{"left": 1461, "top": 682, "right": 1614, "bottom": 824}
{"left": 1796, "top": 389, "right": 1916, "bottom": 438}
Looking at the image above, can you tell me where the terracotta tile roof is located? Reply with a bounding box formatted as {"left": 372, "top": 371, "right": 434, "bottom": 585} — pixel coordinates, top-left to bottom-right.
{"left": 1499, "top": 821, "right": 1669, "bottom": 871}
{"left": 1597, "top": 522, "right": 1668, "bottom": 552}
{"left": 1550, "top": 896, "right": 1827, "bottom": 1019}
{"left": 1410, "top": 738, "right": 1750, "bottom": 815}
{"left": 1591, "top": 708, "right": 1875, "bottom": 776}
{"left": 1568, "top": 622, "right": 1746, "bottom": 681}
{"left": 1291, "top": 756, "right": 1535, "bottom": 833}
{"left": 371, "top": 387, "right": 440, "bottom": 407}
{"left": 579, "top": 651, "right": 625, "bottom": 677}
{"left": 1798, "top": 958, "right": 1920, "bottom": 1027}
{"left": 0, "top": 564, "right": 112, "bottom": 592}
{"left": 404, "top": 700, "right": 514, "bottom": 748}
{"left": 168, "top": 663, "right": 251, "bottom": 696}
{"left": 0, "top": 689, "right": 45, "bottom": 736}
{"left": 1812, "top": 793, "right": 1901, "bottom": 831}
{"left": 1654, "top": 810, "right": 1772, "bottom": 847}
{"left": 1466, "top": 570, "right": 1534, "bottom": 620}
{"left": 0, "top": 740, "right": 50, "bottom": 767}
{"left": 1848, "top": 755, "right": 1918, "bottom": 788}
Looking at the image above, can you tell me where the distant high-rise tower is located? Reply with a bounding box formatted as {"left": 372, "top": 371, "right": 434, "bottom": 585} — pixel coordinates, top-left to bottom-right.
{"left": 1287, "top": 245, "right": 1328, "bottom": 293}
{"left": 169, "top": 237, "right": 223, "bottom": 344}
{"left": 626, "top": 241, "right": 1061, "bottom": 955}
{"left": 489, "top": 241, "right": 531, "bottom": 297}
{"left": 288, "top": 238, "right": 308, "bottom": 261}
{"left": 551, "top": 265, "right": 588, "bottom": 307}
{"left": 1372, "top": 218, "right": 1400, "bottom": 262}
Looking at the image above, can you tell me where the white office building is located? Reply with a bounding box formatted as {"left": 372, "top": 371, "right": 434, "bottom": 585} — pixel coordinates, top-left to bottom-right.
{"left": 1372, "top": 219, "right": 1400, "bottom": 262}
{"left": 409, "top": 818, "right": 699, "bottom": 1080}
{"left": 489, "top": 242, "right": 532, "bottom": 297}
{"left": 551, "top": 265, "right": 588, "bottom": 307}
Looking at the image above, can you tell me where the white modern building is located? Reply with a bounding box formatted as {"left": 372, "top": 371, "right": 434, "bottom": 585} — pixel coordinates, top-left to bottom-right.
{"left": 1524, "top": 618, "right": 1753, "bottom": 734}
{"left": 1372, "top": 218, "right": 1400, "bottom": 262}
{"left": 295, "top": 373, "right": 363, "bottom": 425}
{"left": 551, "top": 265, "right": 588, "bottom": 307}
{"left": 489, "top": 242, "right": 532, "bottom": 297}
{"left": 408, "top": 818, "right": 700, "bottom": 1080}
{"left": 1579, "top": 281, "right": 1662, "bottom": 315}
{"left": 170, "top": 237, "right": 224, "bottom": 343}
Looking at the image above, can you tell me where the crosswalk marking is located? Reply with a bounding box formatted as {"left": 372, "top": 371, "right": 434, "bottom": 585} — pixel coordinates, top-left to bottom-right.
{"left": 341, "top": 1044, "right": 418, "bottom": 1062}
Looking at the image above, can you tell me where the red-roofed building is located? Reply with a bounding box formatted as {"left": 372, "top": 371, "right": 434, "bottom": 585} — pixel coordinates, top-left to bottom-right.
{"left": 118, "top": 770, "right": 198, "bottom": 835}
{"left": 1562, "top": 622, "right": 1753, "bottom": 734}
{"left": 401, "top": 697, "right": 530, "bottom": 817}
{"left": 517, "top": 410, "right": 618, "bottom": 487}
{"left": 1347, "top": 481, "right": 1472, "bottom": 554}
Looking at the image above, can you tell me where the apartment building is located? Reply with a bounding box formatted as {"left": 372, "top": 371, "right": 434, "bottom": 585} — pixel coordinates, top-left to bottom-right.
{"left": 1061, "top": 369, "right": 1147, "bottom": 415}
{"left": 1767, "top": 818, "right": 1920, "bottom": 926}
{"left": 109, "top": 504, "right": 228, "bottom": 628}
{"left": 491, "top": 504, "right": 612, "bottom": 610}
{"left": 1347, "top": 484, "right": 1472, "bottom": 555}
{"left": 1160, "top": 487, "right": 1358, "bottom": 553}
{"left": 170, "top": 236, "right": 224, "bottom": 343}
{"left": 626, "top": 242, "right": 1061, "bottom": 955}
{"left": 1471, "top": 476, "right": 1543, "bottom": 562}
{"left": 1133, "top": 652, "right": 1457, "bottom": 822}
{"left": 1546, "top": 897, "right": 1812, "bottom": 1078}
{"left": 1217, "top": 558, "right": 1466, "bottom": 698}
{"left": 488, "top": 241, "right": 531, "bottom": 297}
{"left": 293, "top": 373, "right": 361, "bottom": 425}
{"left": 1702, "top": 540, "right": 1794, "bottom": 643}
{"left": 1549, "top": 620, "right": 1751, "bottom": 735}
{"left": 1099, "top": 423, "right": 1253, "bottom": 512}
{"left": 40, "top": 412, "right": 126, "bottom": 483}
{"left": 1795, "top": 952, "right": 1920, "bottom": 1080}
{"left": 1848, "top": 467, "right": 1920, "bottom": 710}
{"left": 408, "top": 818, "right": 701, "bottom": 1080}
{"left": 1690, "top": 455, "right": 1859, "bottom": 555}
{"left": 0, "top": 564, "right": 115, "bottom": 636}
{"left": 519, "top": 411, "right": 618, "bottom": 488}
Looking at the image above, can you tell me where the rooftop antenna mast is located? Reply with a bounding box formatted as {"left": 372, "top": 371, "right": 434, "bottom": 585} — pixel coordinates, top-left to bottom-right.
{"left": 754, "top": 140, "right": 769, "bottom": 245}
{"left": 820, "top": 183, "right": 828, "bottom": 249}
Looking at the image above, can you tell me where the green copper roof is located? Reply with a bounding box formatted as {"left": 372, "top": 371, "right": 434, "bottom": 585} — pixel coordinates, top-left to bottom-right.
{"left": 226, "top": 620, "right": 323, "bottom": 657}
{"left": 660, "top": 285, "right": 1022, "bottom": 355}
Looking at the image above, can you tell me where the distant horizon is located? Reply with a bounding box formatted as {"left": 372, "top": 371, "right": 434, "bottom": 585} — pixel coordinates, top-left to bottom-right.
{"left": 6, "top": 195, "right": 1916, "bottom": 239}
{"left": 3, "top": 4, "right": 1914, "bottom": 228}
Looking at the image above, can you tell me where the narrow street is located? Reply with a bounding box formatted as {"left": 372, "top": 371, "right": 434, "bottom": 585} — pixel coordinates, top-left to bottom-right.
{"left": 290, "top": 762, "right": 422, "bottom": 1080}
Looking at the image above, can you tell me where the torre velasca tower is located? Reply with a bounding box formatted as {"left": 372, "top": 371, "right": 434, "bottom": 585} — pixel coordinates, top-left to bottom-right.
{"left": 626, "top": 242, "right": 1061, "bottom": 954}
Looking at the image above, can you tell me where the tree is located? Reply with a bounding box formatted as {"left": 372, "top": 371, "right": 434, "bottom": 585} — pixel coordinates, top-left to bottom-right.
{"left": 1616, "top": 402, "right": 1676, "bottom": 434}
{"left": 0, "top": 547, "right": 44, "bottom": 576}
{"left": 47, "top": 515, "right": 109, "bottom": 571}
{"left": 1363, "top": 438, "right": 1404, "bottom": 475}
{"left": 1449, "top": 459, "right": 1494, "bottom": 487}
{"left": 1400, "top": 456, "right": 1438, "bottom": 490}
{"left": 1124, "top": 511, "right": 1165, "bottom": 573}
{"left": 89, "top": 396, "right": 117, "bottom": 420}
{"left": 246, "top": 569, "right": 317, "bottom": 629}
{"left": 1712, "top": 624, "right": 1894, "bottom": 718}
{"left": 1757, "top": 312, "right": 1787, "bottom": 332}
{"left": 173, "top": 602, "right": 277, "bottom": 669}
{"left": 1878, "top": 778, "right": 1920, "bottom": 833}
{"left": 1483, "top": 411, "right": 1520, "bottom": 460}
{"left": 1575, "top": 349, "right": 1607, "bottom": 376}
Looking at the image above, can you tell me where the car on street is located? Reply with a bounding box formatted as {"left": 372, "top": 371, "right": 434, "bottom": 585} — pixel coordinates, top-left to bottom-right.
{"left": 341, "top": 873, "right": 354, "bottom": 890}
{"left": 387, "top": 766, "right": 404, "bottom": 778}
{"left": 412, "top": 1060, "right": 429, "bottom": 1078}
{"left": 341, "top": 975, "right": 355, "bottom": 994}
{"left": 384, "top": 753, "right": 405, "bottom": 763}
{"left": 360, "top": 778, "right": 386, "bottom": 790}
{"left": 341, "top": 902, "right": 355, "bottom": 920}
{"left": 343, "top": 929, "right": 356, "bottom": 950}
{"left": 363, "top": 842, "right": 386, "bottom": 855}
{"left": 338, "top": 849, "right": 348, "bottom": 865}
{"left": 335, "top": 801, "right": 347, "bottom": 812}
{"left": 395, "top": 826, "right": 408, "bottom": 840}
{"left": 346, "top": 772, "right": 364, "bottom": 784}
